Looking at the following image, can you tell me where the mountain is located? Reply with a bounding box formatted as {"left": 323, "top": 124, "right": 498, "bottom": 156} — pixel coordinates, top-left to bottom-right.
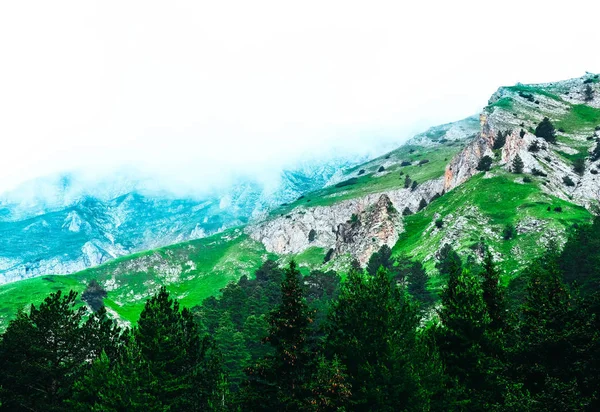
{"left": 0, "top": 156, "right": 365, "bottom": 284}
{"left": 0, "top": 73, "right": 599, "bottom": 328}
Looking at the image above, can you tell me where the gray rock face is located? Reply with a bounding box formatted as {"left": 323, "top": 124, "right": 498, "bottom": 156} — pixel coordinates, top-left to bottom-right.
{"left": 247, "top": 178, "right": 443, "bottom": 265}
{"left": 444, "top": 74, "right": 600, "bottom": 208}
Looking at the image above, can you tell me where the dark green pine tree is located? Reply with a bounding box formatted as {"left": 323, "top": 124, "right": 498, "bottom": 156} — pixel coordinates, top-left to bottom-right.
{"left": 481, "top": 252, "right": 507, "bottom": 333}
{"left": 512, "top": 257, "right": 595, "bottom": 410}
{"left": 325, "top": 267, "right": 420, "bottom": 410}
{"left": 240, "top": 261, "right": 315, "bottom": 410}
{"left": 406, "top": 258, "right": 433, "bottom": 305}
{"left": 134, "top": 287, "right": 223, "bottom": 411}
{"left": 512, "top": 154, "right": 524, "bottom": 174}
{"left": 0, "top": 290, "right": 90, "bottom": 411}
{"left": 438, "top": 269, "right": 499, "bottom": 409}
{"left": 68, "top": 335, "right": 160, "bottom": 412}
{"left": 535, "top": 117, "right": 557, "bottom": 143}
{"left": 366, "top": 244, "right": 393, "bottom": 276}
{"left": 493, "top": 130, "right": 507, "bottom": 149}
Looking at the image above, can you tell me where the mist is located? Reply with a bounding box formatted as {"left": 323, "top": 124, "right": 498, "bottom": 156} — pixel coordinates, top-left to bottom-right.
{"left": 0, "top": 0, "right": 599, "bottom": 196}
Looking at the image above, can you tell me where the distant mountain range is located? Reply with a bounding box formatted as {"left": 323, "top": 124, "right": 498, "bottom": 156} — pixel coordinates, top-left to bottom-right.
{"left": 0, "top": 156, "right": 366, "bottom": 283}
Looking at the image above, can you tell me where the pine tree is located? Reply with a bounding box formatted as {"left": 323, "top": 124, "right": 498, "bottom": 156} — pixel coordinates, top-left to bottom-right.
{"left": 512, "top": 154, "right": 524, "bottom": 174}
{"left": 481, "top": 252, "right": 507, "bottom": 333}
{"left": 535, "top": 117, "right": 557, "bottom": 143}
{"left": 0, "top": 290, "right": 90, "bottom": 411}
{"left": 407, "top": 259, "right": 433, "bottom": 304}
{"left": 584, "top": 84, "right": 594, "bottom": 102}
{"left": 418, "top": 198, "right": 428, "bottom": 211}
{"left": 493, "top": 130, "right": 507, "bottom": 150}
{"left": 512, "top": 261, "right": 592, "bottom": 410}
{"left": 134, "top": 287, "right": 223, "bottom": 410}
{"left": 438, "top": 269, "right": 497, "bottom": 408}
{"left": 241, "top": 261, "right": 315, "bottom": 410}
{"left": 476, "top": 155, "right": 493, "bottom": 172}
{"left": 325, "top": 267, "right": 421, "bottom": 409}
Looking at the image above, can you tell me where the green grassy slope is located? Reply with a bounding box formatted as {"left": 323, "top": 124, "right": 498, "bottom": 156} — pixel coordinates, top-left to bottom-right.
{"left": 0, "top": 228, "right": 274, "bottom": 328}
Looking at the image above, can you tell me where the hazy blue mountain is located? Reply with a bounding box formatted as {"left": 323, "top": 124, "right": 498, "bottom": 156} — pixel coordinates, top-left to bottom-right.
{"left": 0, "top": 156, "right": 365, "bottom": 283}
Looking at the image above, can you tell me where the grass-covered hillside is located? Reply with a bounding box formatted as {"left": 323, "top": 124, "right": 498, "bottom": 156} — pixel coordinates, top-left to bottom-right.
{"left": 0, "top": 228, "right": 274, "bottom": 328}
{"left": 1, "top": 75, "right": 599, "bottom": 329}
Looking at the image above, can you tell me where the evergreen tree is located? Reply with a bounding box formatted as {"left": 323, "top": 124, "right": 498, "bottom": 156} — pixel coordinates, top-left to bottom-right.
{"left": 82, "top": 279, "right": 108, "bottom": 312}
{"left": 406, "top": 258, "right": 433, "bottom": 304}
{"left": 325, "top": 268, "right": 421, "bottom": 409}
{"left": 493, "top": 130, "right": 507, "bottom": 150}
{"left": 0, "top": 290, "right": 90, "bottom": 411}
{"left": 481, "top": 252, "right": 507, "bottom": 333}
{"left": 418, "top": 198, "right": 428, "bottom": 211}
{"left": 512, "top": 260, "right": 594, "bottom": 410}
{"left": 134, "top": 287, "right": 223, "bottom": 410}
{"left": 584, "top": 84, "right": 594, "bottom": 102}
{"left": 366, "top": 244, "right": 393, "bottom": 276}
{"left": 476, "top": 155, "right": 493, "bottom": 172}
{"left": 438, "top": 269, "right": 498, "bottom": 408}
{"left": 535, "top": 117, "right": 557, "bottom": 143}
{"left": 512, "top": 154, "right": 524, "bottom": 174}
{"left": 241, "top": 261, "right": 315, "bottom": 410}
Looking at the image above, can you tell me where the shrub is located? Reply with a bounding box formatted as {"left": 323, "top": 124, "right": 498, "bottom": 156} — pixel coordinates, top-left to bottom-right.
{"left": 358, "top": 169, "right": 365, "bottom": 175}
{"left": 402, "top": 207, "right": 413, "bottom": 216}
{"left": 528, "top": 141, "right": 541, "bottom": 152}
{"left": 411, "top": 180, "right": 418, "bottom": 191}
{"left": 563, "top": 176, "right": 576, "bottom": 187}
{"left": 418, "top": 159, "right": 430, "bottom": 165}
{"left": 558, "top": 127, "right": 566, "bottom": 133}
{"left": 308, "top": 229, "right": 317, "bottom": 242}
{"left": 435, "top": 219, "right": 444, "bottom": 229}
{"left": 523, "top": 176, "right": 532, "bottom": 183}
{"left": 323, "top": 248, "right": 335, "bottom": 263}
{"left": 404, "top": 175, "right": 412, "bottom": 189}
{"left": 554, "top": 206, "right": 563, "bottom": 213}
{"left": 512, "top": 154, "right": 524, "bottom": 174}
{"left": 590, "top": 144, "right": 600, "bottom": 161}
{"left": 591, "top": 169, "right": 598, "bottom": 175}
{"left": 349, "top": 213, "right": 359, "bottom": 225}
{"left": 418, "top": 198, "right": 427, "bottom": 211}
{"left": 502, "top": 224, "right": 516, "bottom": 240}
{"left": 573, "top": 158, "right": 586, "bottom": 176}
{"left": 400, "top": 161, "right": 412, "bottom": 167}
{"left": 335, "top": 178, "right": 359, "bottom": 188}
{"left": 476, "top": 155, "right": 493, "bottom": 171}
{"left": 532, "top": 168, "right": 547, "bottom": 177}
{"left": 520, "top": 129, "right": 526, "bottom": 138}
{"left": 535, "top": 117, "right": 557, "bottom": 143}
{"left": 378, "top": 166, "right": 385, "bottom": 172}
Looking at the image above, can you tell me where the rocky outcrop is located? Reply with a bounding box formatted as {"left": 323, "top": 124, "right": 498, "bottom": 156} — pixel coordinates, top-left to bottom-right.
{"left": 443, "top": 113, "right": 495, "bottom": 191}
{"left": 247, "top": 179, "right": 443, "bottom": 265}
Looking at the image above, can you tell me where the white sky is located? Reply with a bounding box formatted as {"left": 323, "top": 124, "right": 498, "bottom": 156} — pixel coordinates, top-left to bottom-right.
{"left": 0, "top": 0, "right": 598, "bottom": 194}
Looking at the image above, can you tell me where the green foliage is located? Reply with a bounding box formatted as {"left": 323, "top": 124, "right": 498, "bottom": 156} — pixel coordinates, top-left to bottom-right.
{"left": 584, "top": 85, "right": 594, "bottom": 102}
{"left": 535, "top": 117, "right": 557, "bottom": 143}
{"left": 502, "top": 223, "right": 516, "bottom": 240}
{"left": 476, "top": 155, "right": 493, "bottom": 172}
{"left": 573, "top": 157, "right": 586, "bottom": 175}
{"left": 134, "top": 287, "right": 223, "bottom": 410}
{"left": 82, "top": 279, "right": 107, "bottom": 312}
{"left": 418, "top": 198, "right": 428, "bottom": 211}
{"left": 512, "top": 154, "right": 524, "bottom": 174}
{"left": 325, "top": 267, "right": 422, "bottom": 409}
{"left": 563, "top": 175, "right": 575, "bottom": 187}
{"left": 308, "top": 229, "right": 317, "bottom": 242}
{"left": 493, "top": 130, "right": 507, "bottom": 150}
